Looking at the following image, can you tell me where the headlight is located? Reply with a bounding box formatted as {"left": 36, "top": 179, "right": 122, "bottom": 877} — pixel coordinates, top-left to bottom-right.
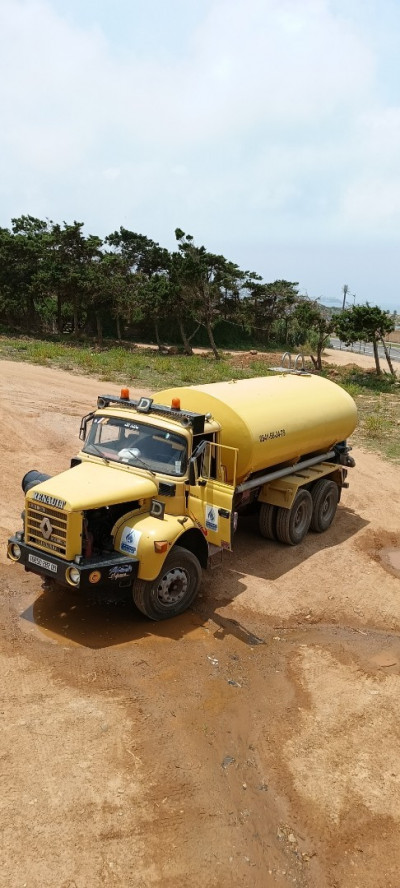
{"left": 8, "top": 543, "right": 21, "bottom": 561}
{"left": 66, "top": 566, "right": 80, "bottom": 586}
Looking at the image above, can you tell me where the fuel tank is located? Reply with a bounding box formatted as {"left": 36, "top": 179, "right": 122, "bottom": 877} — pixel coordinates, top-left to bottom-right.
{"left": 156, "top": 375, "right": 357, "bottom": 483}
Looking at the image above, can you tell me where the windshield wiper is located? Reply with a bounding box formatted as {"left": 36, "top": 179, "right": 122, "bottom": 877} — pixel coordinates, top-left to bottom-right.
{"left": 124, "top": 450, "right": 156, "bottom": 477}
{"left": 84, "top": 442, "right": 156, "bottom": 478}
{"left": 83, "top": 442, "right": 110, "bottom": 464}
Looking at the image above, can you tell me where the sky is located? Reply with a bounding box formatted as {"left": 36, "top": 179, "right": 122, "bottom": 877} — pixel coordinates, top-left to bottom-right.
{"left": 0, "top": 0, "right": 399, "bottom": 309}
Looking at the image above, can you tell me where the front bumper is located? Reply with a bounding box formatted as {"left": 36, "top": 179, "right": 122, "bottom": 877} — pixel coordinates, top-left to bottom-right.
{"left": 7, "top": 536, "right": 139, "bottom": 593}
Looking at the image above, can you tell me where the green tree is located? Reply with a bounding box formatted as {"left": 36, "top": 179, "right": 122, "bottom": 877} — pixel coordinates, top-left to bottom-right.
{"left": 106, "top": 228, "right": 169, "bottom": 277}
{"left": 173, "top": 229, "right": 245, "bottom": 359}
{"left": 106, "top": 253, "right": 141, "bottom": 341}
{"left": 0, "top": 216, "right": 52, "bottom": 331}
{"left": 43, "top": 222, "right": 103, "bottom": 335}
{"left": 294, "top": 299, "right": 334, "bottom": 370}
{"left": 169, "top": 247, "right": 200, "bottom": 355}
{"left": 136, "top": 274, "right": 174, "bottom": 349}
{"left": 335, "top": 303, "right": 395, "bottom": 375}
{"left": 106, "top": 228, "right": 171, "bottom": 346}
{"left": 242, "top": 278, "right": 299, "bottom": 344}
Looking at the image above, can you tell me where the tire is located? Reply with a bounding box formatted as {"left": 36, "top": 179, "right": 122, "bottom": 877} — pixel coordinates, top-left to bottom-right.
{"left": 132, "top": 546, "right": 202, "bottom": 620}
{"left": 310, "top": 479, "right": 339, "bottom": 533}
{"left": 275, "top": 489, "right": 313, "bottom": 546}
{"left": 259, "top": 503, "right": 277, "bottom": 539}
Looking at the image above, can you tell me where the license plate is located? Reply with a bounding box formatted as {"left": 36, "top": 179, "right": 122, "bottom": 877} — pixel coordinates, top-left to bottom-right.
{"left": 28, "top": 554, "right": 58, "bottom": 573}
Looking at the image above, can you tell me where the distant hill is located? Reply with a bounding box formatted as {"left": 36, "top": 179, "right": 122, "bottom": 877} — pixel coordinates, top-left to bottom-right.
{"left": 320, "top": 297, "right": 344, "bottom": 308}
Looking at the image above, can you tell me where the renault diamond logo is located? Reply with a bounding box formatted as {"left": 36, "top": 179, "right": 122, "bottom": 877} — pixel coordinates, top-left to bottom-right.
{"left": 40, "top": 517, "right": 53, "bottom": 540}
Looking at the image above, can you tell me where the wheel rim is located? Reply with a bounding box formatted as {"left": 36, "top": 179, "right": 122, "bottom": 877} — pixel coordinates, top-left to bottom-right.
{"left": 294, "top": 502, "right": 309, "bottom": 531}
{"left": 322, "top": 495, "right": 332, "bottom": 518}
{"left": 156, "top": 567, "right": 189, "bottom": 606}
{"left": 322, "top": 495, "right": 332, "bottom": 517}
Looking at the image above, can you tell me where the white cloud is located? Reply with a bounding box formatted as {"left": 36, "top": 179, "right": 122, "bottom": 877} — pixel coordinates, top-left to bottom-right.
{"left": 102, "top": 168, "right": 121, "bottom": 181}
{"left": 187, "top": 0, "right": 375, "bottom": 129}
{"left": 0, "top": 0, "right": 399, "bottom": 267}
{"left": 356, "top": 107, "right": 400, "bottom": 169}
{"left": 333, "top": 108, "right": 400, "bottom": 236}
{"left": 0, "top": 0, "right": 375, "bottom": 155}
{"left": 341, "top": 177, "right": 400, "bottom": 230}
{"left": 0, "top": 0, "right": 108, "bottom": 171}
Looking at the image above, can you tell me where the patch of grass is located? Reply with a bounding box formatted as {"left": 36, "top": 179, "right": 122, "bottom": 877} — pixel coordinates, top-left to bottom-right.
{"left": 0, "top": 335, "right": 251, "bottom": 388}
{"left": 363, "top": 412, "right": 389, "bottom": 437}
{"left": 248, "top": 359, "right": 276, "bottom": 375}
{"left": 339, "top": 381, "right": 364, "bottom": 398}
{"left": 324, "top": 365, "right": 399, "bottom": 395}
{"left": 385, "top": 441, "right": 400, "bottom": 460}
{"left": 352, "top": 393, "right": 400, "bottom": 462}
{"left": 319, "top": 366, "right": 400, "bottom": 460}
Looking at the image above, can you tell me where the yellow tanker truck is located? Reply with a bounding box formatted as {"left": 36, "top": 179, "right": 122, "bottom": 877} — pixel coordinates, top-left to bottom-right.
{"left": 7, "top": 373, "right": 357, "bottom": 620}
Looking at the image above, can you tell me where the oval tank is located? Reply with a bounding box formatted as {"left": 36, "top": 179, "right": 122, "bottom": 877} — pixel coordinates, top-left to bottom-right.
{"left": 156, "top": 375, "right": 357, "bottom": 483}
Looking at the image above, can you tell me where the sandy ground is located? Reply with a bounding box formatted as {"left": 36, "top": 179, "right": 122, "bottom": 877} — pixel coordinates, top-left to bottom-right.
{"left": 323, "top": 347, "right": 399, "bottom": 374}
{"left": 1, "top": 359, "right": 400, "bottom": 888}
{"left": 322, "top": 347, "right": 377, "bottom": 370}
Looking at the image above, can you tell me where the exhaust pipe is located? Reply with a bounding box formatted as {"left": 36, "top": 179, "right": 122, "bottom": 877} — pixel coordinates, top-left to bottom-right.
{"left": 22, "top": 470, "right": 52, "bottom": 494}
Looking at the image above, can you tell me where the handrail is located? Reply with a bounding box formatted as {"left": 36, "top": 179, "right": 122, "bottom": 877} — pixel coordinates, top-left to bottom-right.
{"left": 236, "top": 450, "right": 336, "bottom": 493}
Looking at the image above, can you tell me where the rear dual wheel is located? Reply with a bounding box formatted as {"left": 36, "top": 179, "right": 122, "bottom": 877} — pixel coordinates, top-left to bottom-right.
{"left": 310, "top": 479, "right": 339, "bottom": 533}
{"left": 275, "top": 489, "right": 313, "bottom": 546}
{"left": 258, "top": 480, "right": 339, "bottom": 546}
{"left": 259, "top": 502, "right": 277, "bottom": 540}
{"left": 259, "top": 491, "right": 313, "bottom": 546}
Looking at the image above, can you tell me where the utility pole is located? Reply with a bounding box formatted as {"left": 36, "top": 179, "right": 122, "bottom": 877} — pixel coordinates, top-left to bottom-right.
{"left": 342, "top": 284, "right": 349, "bottom": 310}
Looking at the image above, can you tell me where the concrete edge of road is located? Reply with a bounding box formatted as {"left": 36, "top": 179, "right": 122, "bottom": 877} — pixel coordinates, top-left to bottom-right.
{"left": 329, "top": 338, "right": 400, "bottom": 364}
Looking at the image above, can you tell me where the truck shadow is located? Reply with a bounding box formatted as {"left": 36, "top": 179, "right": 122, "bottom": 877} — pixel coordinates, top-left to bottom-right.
{"left": 194, "top": 505, "right": 370, "bottom": 641}
{"left": 227, "top": 504, "right": 368, "bottom": 582}
{"left": 21, "top": 504, "right": 368, "bottom": 650}
{"left": 23, "top": 589, "right": 208, "bottom": 648}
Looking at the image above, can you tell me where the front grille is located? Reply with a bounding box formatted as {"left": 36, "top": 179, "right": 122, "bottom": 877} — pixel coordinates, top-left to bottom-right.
{"left": 26, "top": 502, "right": 68, "bottom": 557}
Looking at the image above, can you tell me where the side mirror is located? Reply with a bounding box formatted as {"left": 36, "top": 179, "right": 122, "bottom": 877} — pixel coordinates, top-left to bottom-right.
{"left": 189, "top": 459, "right": 197, "bottom": 487}
{"left": 188, "top": 439, "right": 207, "bottom": 486}
{"left": 79, "top": 411, "right": 94, "bottom": 441}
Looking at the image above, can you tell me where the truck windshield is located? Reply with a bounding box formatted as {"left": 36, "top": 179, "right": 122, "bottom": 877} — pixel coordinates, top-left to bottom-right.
{"left": 83, "top": 416, "right": 188, "bottom": 477}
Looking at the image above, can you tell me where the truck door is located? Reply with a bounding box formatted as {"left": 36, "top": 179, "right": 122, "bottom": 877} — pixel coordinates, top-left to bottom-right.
{"left": 188, "top": 441, "right": 238, "bottom": 550}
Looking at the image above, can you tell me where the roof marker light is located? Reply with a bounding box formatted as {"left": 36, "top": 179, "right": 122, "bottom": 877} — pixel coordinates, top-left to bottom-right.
{"left": 120, "top": 387, "right": 130, "bottom": 400}
{"left": 171, "top": 397, "right": 181, "bottom": 409}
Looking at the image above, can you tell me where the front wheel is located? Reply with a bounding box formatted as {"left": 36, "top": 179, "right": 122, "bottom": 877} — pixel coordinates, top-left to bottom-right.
{"left": 132, "top": 546, "right": 202, "bottom": 620}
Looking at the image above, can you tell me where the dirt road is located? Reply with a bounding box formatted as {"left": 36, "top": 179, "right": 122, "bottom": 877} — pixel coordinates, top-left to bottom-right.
{"left": 323, "top": 347, "right": 399, "bottom": 374}
{"left": 1, "top": 360, "right": 400, "bottom": 888}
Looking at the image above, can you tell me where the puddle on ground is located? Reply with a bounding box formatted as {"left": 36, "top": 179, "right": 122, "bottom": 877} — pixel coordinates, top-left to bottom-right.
{"left": 380, "top": 547, "right": 400, "bottom": 580}
{"left": 16, "top": 574, "right": 269, "bottom": 651}
{"left": 268, "top": 622, "right": 400, "bottom": 677}
{"left": 21, "top": 586, "right": 210, "bottom": 649}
